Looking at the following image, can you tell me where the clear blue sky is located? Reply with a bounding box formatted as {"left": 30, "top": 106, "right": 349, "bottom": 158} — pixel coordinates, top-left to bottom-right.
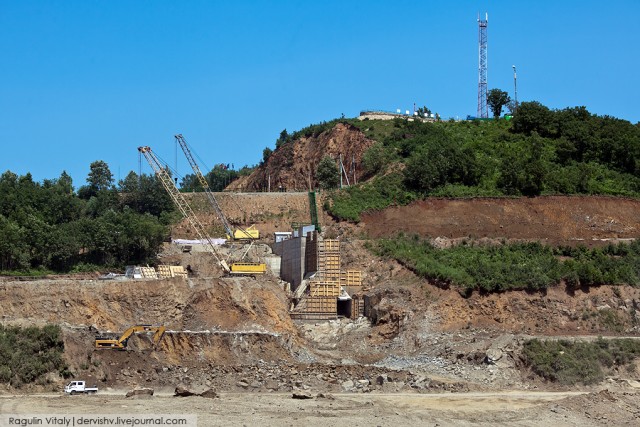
{"left": 2, "top": 1, "right": 639, "bottom": 187}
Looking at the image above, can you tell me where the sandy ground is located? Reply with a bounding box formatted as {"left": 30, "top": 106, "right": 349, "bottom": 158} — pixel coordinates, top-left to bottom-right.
{"left": 2, "top": 390, "right": 626, "bottom": 427}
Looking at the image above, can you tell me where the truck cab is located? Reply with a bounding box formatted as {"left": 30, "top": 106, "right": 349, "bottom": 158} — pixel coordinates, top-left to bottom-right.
{"left": 64, "top": 381, "right": 98, "bottom": 395}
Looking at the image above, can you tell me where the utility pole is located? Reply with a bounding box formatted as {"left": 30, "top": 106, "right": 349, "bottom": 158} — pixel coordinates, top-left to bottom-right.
{"left": 339, "top": 154, "right": 343, "bottom": 189}
{"left": 512, "top": 65, "right": 518, "bottom": 114}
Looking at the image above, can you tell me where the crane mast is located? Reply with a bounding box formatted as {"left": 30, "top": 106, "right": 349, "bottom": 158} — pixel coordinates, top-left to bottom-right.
{"left": 137, "top": 145, "right": 230, "bottom": 273}
{"left": 174, "top": 134, "right": 235, "bottom": 239}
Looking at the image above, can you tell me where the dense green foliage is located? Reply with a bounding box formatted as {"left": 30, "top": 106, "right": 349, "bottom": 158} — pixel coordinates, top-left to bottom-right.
{"left": 316, "top": 156, "right": 340, "bottom": 189}
{"left": 523, "top": 338, "right": 640, "bottom": 385}
{"left": 0, "top": 324, "right": 70, "bottom": 387}
{"left": 180, "top": 163, "right": 251, "bottom": 192}
{"left": 487, "top": 88, "right": 511, "bottom": 118}
{"left": 329, "top": 103, "right": 640, "bottom": 221}
{"left": 374, "top": 236, "right": 640, "bottom": 292}
{"left": 328, "top": 173, "right": 415, "bottom": 222}
{"left": 0, "top": 162, "right": 175, "bottom": 274}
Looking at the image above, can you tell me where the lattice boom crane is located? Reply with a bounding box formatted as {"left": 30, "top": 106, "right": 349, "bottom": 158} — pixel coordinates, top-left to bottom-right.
{"left": 138, "top": 145, "right": 230, "bottom": 273}
{"left": 174, "top": 134, "right": 235, "bottom": 239}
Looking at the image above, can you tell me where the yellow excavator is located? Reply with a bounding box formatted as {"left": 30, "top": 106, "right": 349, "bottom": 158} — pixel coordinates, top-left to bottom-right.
{"left": 95, "top": 325, "right": 166, "bottom": 349}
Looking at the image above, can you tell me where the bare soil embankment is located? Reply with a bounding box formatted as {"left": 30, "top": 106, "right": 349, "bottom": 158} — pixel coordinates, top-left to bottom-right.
{"left": 361, "top": 195, "right": 640, "bottom": 247}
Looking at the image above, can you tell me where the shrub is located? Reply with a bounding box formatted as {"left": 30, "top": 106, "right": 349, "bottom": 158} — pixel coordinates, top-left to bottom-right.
{"left": 0, "top": 324, "right": 68, "bottom": 387}
{"left": 522, "top": 338, "right": 640, "bottom": 385}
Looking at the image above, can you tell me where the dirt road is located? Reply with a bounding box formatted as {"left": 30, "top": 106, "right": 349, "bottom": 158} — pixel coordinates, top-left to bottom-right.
{"left": 1, "top": 390, "right": 616, "bottom": 427}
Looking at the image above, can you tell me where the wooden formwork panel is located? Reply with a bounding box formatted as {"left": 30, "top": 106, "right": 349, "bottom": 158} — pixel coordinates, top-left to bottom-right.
{"left": 318, "top": 239, "right": 340, "bottom": 253}
{"left": 140, "top": 267, "right": 158, "bottom": 279}
{"left": 157, "top": 265, "right": 172, "bottom": 278}
{"left": 350, "top": 296, "right": 364, "bottom": 319}
{"left": 320, "top": 271, "right": 341, "bottom": 281}
{"left": 290, "top": 312, "right": 337, "bottom": 321}
{"left": 157, "top": 265, "right": 188, "bottom": 279}
{"left": 170, "top": 265, "right": 188, "bottom": 278}
{"left": 309, "top": 280, "right": 341, "bottom": 297}
{"left": 292, "top": 296, "right": 337, "bottom": 314}
{"left": 305, "top": 296, "right": 337, "bottom": 313}
{"left": 318, "top": 254, "right": 341, "bottom": 272}
{"left": 340, "top": 270, "right": 362, "bottom": 286}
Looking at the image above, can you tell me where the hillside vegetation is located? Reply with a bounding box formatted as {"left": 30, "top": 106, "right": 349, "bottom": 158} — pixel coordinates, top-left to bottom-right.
{"left": 373, "top": 236, "right": 640, "bottom": 293}
{"left": 0, "top": 324, "right": 69, "bottom": 387}
{"left": 327, "top": 102, "right": 640, "bottom": 221}
{"left": 0, "top": 163, "right": 175, "bottom": 274}
{"left": 523, "top": 338, "right": 640, "bottom": 385}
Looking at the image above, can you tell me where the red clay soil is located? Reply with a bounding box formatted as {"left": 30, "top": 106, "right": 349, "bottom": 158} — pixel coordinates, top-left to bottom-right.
{"left": 361, "top": 195, "right": 640, "bottom": 246}
{"left": 228, "top": 123, "right": 375, "bottom": 192}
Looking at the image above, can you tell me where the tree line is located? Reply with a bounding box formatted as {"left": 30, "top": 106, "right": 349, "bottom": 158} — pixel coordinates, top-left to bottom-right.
{"left": 0, "top": 161, "right": 176, "bottom": 274}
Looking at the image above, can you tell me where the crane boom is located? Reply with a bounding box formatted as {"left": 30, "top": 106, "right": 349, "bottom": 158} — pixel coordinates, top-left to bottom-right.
{"left": 174, "top": 134, "right": 235, "bottom": 239}
{"left": 137, "top": 145, "right": 230, "bottom": 273}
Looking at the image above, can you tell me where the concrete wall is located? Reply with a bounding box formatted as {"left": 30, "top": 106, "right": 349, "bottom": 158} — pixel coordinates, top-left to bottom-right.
{"left": 305, "top": 231, "right": 319, "bottom": 275}
{"left": 278, "top": 237, "right": 306, "bottom": 291}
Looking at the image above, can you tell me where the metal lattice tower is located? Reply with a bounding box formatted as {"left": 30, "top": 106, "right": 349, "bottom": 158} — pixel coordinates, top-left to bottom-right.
{"left": 477, "top": 12, "right": 488, "bottom": 118}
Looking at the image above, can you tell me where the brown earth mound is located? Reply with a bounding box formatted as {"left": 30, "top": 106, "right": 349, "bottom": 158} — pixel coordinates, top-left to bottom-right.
{"left": 361, "top": 195, "right": 640, "bottom": 246}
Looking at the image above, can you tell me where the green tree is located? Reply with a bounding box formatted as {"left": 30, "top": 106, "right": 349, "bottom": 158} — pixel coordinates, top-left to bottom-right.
{"left": 179, "top": 173, "right": 203, "bottom": 192}
{"left": 316, "top": 156, "right": 340, "bottom": 189}
{"left": 275, "top": 129, "right": 293, "bottom": 149}
{"left": 497, "top": 133, "right": 547, "bottom": 196}
{"left": 119, "top": 172, "right": 174, "bottom": 216}
{"left": 416, "top": 106, "right": 432, "bottom": 118}
{"left": 206, "top": 165, "right": 239, "bottom": 191}
{"left": 404, "top": 137, "right": 478, "bottom": 193}
{"left": 511, "top": 101, "right": 556, "bottom": 136}
{"left": 487, "top": 88, "right": 511, "bottom": 118}
{"left": 262, "top": 147, "right": 273, "bottom": 165}
{"left": 78, "top": 160, "right": 114, "bottom": 199}
{"left": 362, "top": 142, "right": 395, "bottom": 176}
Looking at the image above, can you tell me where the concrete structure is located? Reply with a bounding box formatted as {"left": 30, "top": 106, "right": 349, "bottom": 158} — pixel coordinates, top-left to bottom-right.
{"left": 277, "top": 237, "right": 306, "bottom": 291}
{"left": 293, "top": 225, "right": 316, "bottom": 238}
{"left": 274, "top": 232, "right": 292, "bottom": 243}
{"left": 358, "top": 111, "right": 435, "bottom": 122}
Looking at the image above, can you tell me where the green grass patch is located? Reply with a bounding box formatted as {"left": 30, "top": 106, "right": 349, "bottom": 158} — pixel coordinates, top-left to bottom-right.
{"left": 0, "top": 324, "right": 70, "bottom": 387}
{"left": 523, "top": 338, "right": 640, "bottom": 385}
{"left": 0, "top": 267, "right": 55, "bottom": 277}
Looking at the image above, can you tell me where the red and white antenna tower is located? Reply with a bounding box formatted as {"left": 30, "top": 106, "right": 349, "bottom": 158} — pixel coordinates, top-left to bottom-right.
{"left": 477, "top": 12, "right": 488, "bottom": 118}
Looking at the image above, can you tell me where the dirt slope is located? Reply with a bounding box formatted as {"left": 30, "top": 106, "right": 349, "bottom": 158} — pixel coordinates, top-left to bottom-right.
{"left": 227, "top": 123, "right": 375, "bottom": 192}
{"left": 0, "top": 276, "right": 294, "bottom": 333}
{"left": 361, "top": 195, "right": 640, "bottom": 246}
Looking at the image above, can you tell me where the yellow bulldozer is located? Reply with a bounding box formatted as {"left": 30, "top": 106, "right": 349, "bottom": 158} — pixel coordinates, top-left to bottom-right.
{"left": 94, "top": 325, "right": 166, "bottom": 349}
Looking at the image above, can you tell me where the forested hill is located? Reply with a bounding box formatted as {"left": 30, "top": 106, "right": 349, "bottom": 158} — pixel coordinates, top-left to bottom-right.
{"left": 0, "top": 163, "right": 175, "bottom": 274}
{"left": 326, "top": 101, "right": 640, "bottom": 221}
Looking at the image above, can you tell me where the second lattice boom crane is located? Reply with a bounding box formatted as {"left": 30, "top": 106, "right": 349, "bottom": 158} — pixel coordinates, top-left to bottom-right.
{"left": 174, "top": 134, "right": 259, "bottom": 240}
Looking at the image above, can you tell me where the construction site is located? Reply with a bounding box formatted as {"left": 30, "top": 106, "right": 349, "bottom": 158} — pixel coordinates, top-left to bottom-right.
{"left": 0, "top": 127, "right": 640, "bottom": 425}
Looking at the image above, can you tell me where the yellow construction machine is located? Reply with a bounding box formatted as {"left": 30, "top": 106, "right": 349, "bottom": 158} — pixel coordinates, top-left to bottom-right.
{"left": 95, "top": 325, "right": 166, "bottom": 349}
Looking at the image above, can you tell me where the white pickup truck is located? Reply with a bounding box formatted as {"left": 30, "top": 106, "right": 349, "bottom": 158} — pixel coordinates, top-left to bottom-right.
{"left": 64, "top": 381, "right": 98, "bottom": 395}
